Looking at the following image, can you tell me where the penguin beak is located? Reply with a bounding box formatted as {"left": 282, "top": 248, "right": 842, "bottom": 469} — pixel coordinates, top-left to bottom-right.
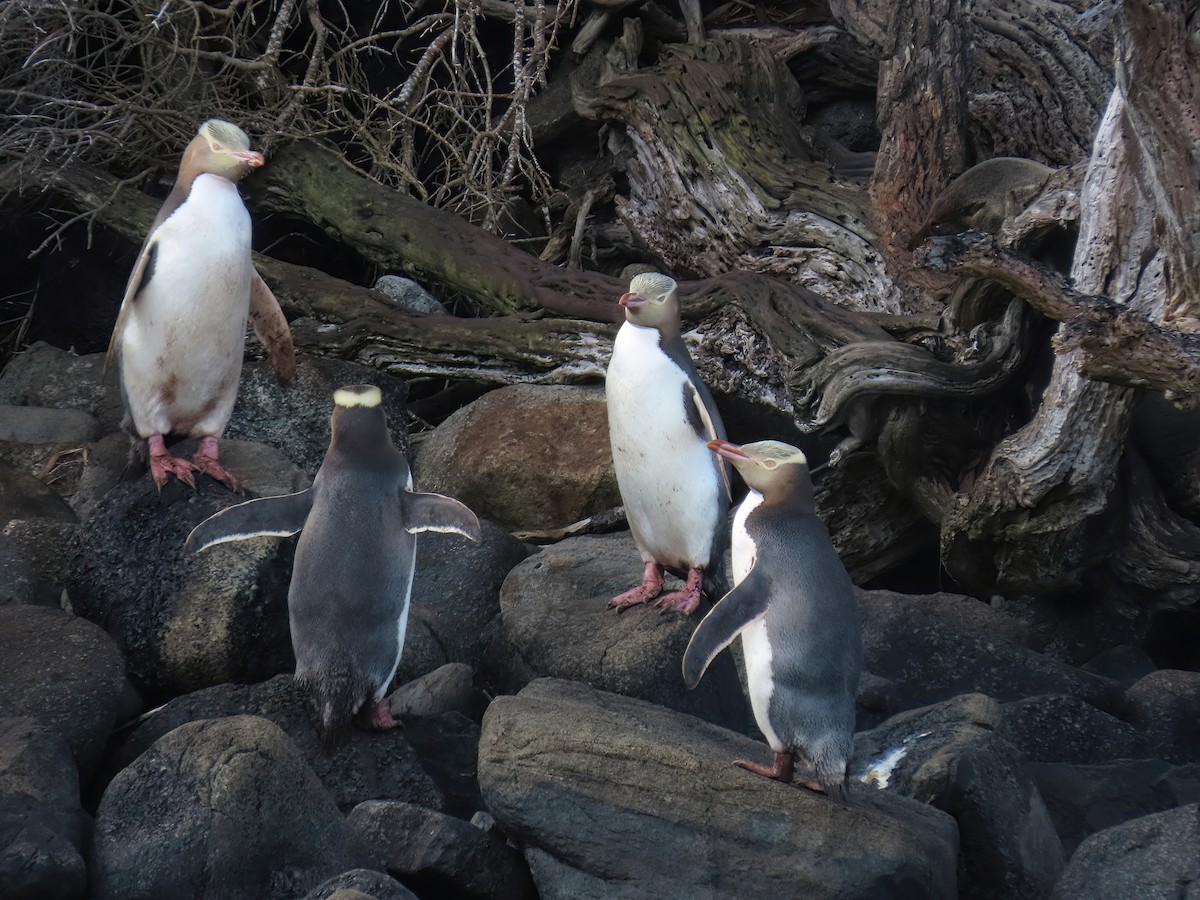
{"left": 231, "top": 151, "right": 266, "bottom": 168}
{"left": 706, "top": 439, "right": 750, "bottom": 461}
{"left": 619, "top": 292, "right": 646, "bottom": 309}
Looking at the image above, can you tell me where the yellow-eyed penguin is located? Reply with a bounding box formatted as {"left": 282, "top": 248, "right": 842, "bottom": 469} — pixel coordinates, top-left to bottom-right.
{"left": 683, "top": 440, "right": 861, "bottom": 800}
{"left": 605, "top": 272, "right": 730, "bottom": 614}
{"left": 108, "top": 118, "right": 296, "bottom": 492}
{"left": 184, "top": 385, "right": 480, "bottom": 743}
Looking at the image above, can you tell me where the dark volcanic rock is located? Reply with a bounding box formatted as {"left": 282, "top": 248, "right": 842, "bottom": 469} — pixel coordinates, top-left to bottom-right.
{"left": 479, "top": 678, "right": 959, "bottom": 900}
{"left": 0, "top": 463, "right": 76, "bottom": 523}
{"left": 302, "top": 869, "right": 418, "bottom": 900}
{"left": 91, "top": 715, "right": 375, "bottom": 900}
{"left": 106, "top": 675, "right": 443, "bottom": 812}
{"left": 0, "top": 406, "right": 99, "bottom": 444}
{"left": 859, "top": 590, "right": 1120, "bottom": 726}
{"left": 489, "top": 533, "right": 750, "bottom": 731}
{"left": 0, "top": 343, "right": 122, "bottom": 431}
{"left": 67, "top": 446, "right": 307, "bottom": 699}
{"left": 854, "top": 694, "right": 1064, "bottom": 900}
{"left": 1031, "top": 758, "right": 1200, "bottom": 855}
{"left": 413, "top": 385, "right": 620, "bottom": 533}
{"left": 348, "top": 800, "right": 536, "bottom": 900}
{"left": 1123, "top": 669, "right": 1200, "bottom": 764}
{"left": 398, "top": 712, "right": 484, "bottom": 818}
{"left": 0, "top": 604, "right": 134, "bottom": 773}
{"left": 4, "top": 519, "right": 79, "bottom": 606}
{"left": 1051, "top": 803, "right": 1200, "bottom": 900}
{"left": 1079, "top": 644, "right": 1156, "bottom": 684}
{"left": 227, "top": 357, "right": 409, "bottom": 474}
{"left": 0, "top": 718, "right": 89, "bottom": 900}
{"left": 998, "top": 695, "right": 1150, "bottom": 764}
{"left": 387, "top": 663, "right": 483, "bottom": 719}
{"left": 399, "top": 519, "right": 533, "bottom": 686}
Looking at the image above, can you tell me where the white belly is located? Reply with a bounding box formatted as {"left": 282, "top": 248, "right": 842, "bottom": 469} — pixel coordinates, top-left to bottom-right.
{"left": 120, "top": 174, "right": 253, "bottom": 438}
{"left": 606, "top": 323, "right": 721, "bottom": 570}
{"left": 733, "top": 491, "right": 780, "bottom": 748}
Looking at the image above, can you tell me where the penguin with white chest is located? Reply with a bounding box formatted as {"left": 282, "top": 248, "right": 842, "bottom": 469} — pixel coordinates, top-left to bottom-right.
{"left": 605, "top": 272, "right": 730, "bottom": 614}
{"left": 683, "top": 440, "right": 861, "bottom": 800}
{"left": 108, "top": 118, "right": 295, "bottom": 491}
{"left": 184, "top": 385, "right": 481, "bottom": 743}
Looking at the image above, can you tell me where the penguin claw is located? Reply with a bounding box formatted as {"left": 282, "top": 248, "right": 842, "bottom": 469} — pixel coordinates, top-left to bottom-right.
{"left": 608, "top": 561, "right": 664, "bottom": 610}
{"left": 356, "top": 700, "right": 401, "bottom": 731}
{"left": 150, "top": 454, "right": 198, "bottom": 490}
{"left": 192, "top": 437, "right": 242, "bottom": 493}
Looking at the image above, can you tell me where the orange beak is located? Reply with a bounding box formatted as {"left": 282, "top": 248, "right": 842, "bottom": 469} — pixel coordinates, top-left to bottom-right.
{"left": 619, "top": 292, "right": 646, "bottom": 308}
{"left": 231, "top": 150, "right": 265, "bottom": 168}
{"left": 706, "top": 439, "right": 749, "bottom": 460}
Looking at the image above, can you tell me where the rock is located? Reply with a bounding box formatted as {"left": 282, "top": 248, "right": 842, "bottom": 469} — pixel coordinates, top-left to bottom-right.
{"left": 413, "top": 385, "right": 620, "bottom": 533}
{"left": 4, "top": 519, "right": 78, "bottom": 606}
{"left": 373, "top": 276, "right": 448, "bottom": 315}
{"left": 1052, "top": 803, "right": 1200, "bottom": 900}
{"left": 1123, "top": 670, "right": 1200, "bottom": 764}
{"left": 399, "top": 519, "right": 532, "bottom": 685}
{"left": 489, "top": 533, "right": 750, "bottom": 731}
{"left": 0, "top": 532, "right": 39, "bottom": 606}
{"left": 1079, "top": 644, "right": 1157, "bottom": 683}
{"left": 91, "top": 715, "right": 375, "bottom": 900}
{"left": 0, "top": 406, "right": 99, "bottom": 444}
{"left": 807, "top": 98, "right": 880, "bottom": 152}
{"left": 387, "top": 663, "right": 483, "bottom": 719}
{"left": 105, "top": 675, "right": 443, "bottom": 812}
{"left": 859, "top": 589, "right": 1120, "bottom": 726}
{"left": 0, "top": 462, "right": 76, "bottom": 523}
{"left": 0, "top": 718, "right": 89, "bottom": 900}
{"left": 0, "top": 605, "right": 134, "bottom": 773}
{"left": 1031, "top": 758, "right": 1200, "bottom": 854}
{"left": 68, "top": 432, "right": 130, "bottom": 523}
{"left": 998, "top": 695, "right": 1150, "bottom": 764}
{"left": 480, "top": 678, "right": 959, "bottom": 900}
{"left": 302, "top": 869, "right": 418, "bottom": 900}
{"left": 226, "top": 357, "right": 409, "bottom": 475}
{"left": 399, "top": 712, "right": 484, "bottom": 818}
{"left": 0, "top": 343, "right": 122, "bottom": 431}
{"left": 68, "top": 444, "right": 308, "bottom": 699}
{"left": 348, "top": 800, "right": 536, "bottom": 900}
{"left": 854, "top": 694, "right": 1064, "bottom": 900}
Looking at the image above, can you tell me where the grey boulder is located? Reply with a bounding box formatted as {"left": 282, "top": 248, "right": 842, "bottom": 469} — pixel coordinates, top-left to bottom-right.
{"left": 91, "top": 715, "right": 374, "bottom": 900}
{"left": 479, "top": 678, "right": 959, "bottom": 900}
{"left": 1123, "top": 669, "right": 1200, "bottom": 764}
{"left": 302, "top": 869, "right": 418, "bottom": 900}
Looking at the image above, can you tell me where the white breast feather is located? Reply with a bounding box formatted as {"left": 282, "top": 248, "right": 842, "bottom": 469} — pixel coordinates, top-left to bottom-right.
{"left": 734, "top": 490, "right": 782, "bottom": 751}
{"left": 606, "top": 323, "right": 722, "bottom": 569}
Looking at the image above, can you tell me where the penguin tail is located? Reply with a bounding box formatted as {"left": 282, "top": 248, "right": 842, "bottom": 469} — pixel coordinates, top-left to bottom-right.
{"left": 297, "top": 671, "right": 358, "bottom": 752}
{"left": 702, "top": 555, "right": 730, "bottom": 603}
{"left": 821, "top": 771, "right": 851, "bottom": 806}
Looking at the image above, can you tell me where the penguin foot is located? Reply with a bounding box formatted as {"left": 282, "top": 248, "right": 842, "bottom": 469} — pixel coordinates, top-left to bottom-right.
{"left": 192, "top": 437, "right": 242, "bottom": 492}
{"left": 147, "top": 435, "right": 197, "bottom": 490}
{"left": 734, "top": 751, "right": 795, "bottom": 783}
{"left": 355, "top": 700, "right": 400, "bottom": 731}
{"left": 655, "top": 567, "right": 703, "bottom": 615}
{"left": 608, "top": 562, "right": 664, "bottom": 610}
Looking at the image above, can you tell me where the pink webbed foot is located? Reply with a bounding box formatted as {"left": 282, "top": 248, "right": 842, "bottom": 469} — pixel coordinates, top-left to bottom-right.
{"left": 191, "top": 436, "right": 241, "bottom": 492}
{"left": 656, "top": 567, "right": 704, "bottom": 615}
{"left": 609, "top": 561, "right": 664, "bottom": 610}
{"left": 734, "top": 750, "right": 796, "bottom": 784}
{"left": 355, "top": 700, "right": 400, "bottom": 732}
{"left": 147, "top": 434, "right": 196, "bottom": 490}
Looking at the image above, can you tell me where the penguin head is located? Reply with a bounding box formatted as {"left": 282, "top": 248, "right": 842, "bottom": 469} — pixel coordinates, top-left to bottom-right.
{"left": 707, "top": 439, "right": 813, "bottom": 504}
{"left": 182, "top": 119, "right": 265, "bottom": 183}
{"left": 329, "top": 385, "right": 395, "bottom": 458}
{"left": 620, "top": 272, "right": 679, "bottom": 331}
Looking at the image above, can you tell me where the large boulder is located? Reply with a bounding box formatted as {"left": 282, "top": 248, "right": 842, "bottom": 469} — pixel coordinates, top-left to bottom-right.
{"left": 105, "top": 675, "right": 443, "bottom": 812}
{"left": 413, "top": 385, "right": 620, "bottom": 533}
{"left": 1123, "top": 669, "right": 1200, "bottom": 764}
{"left": 0, "top": 343, "right": 122, "bottom": 431}
{"left": 859, "top": 590, "right": 1121, "bottom": 726}
{"left": 1052, "top": 803, "right": 1200, "bottom": 900}
{"left": 1031, "top": 758, "right": 1200, "bottom": 854}
{"left": 302, "top": 869, "right": 418, "bottom": 900}
{"left": 1, "top": 520, "right": 79, "bottom": 607}
{"left": 479, "top": 678, "right": 959, "bottom": 900}
{"left": 226, "top": 357, "right": 409, "bottom": 475}
{"left": 489, "top": 533, "right": 750, "bottom": 731}
{"left": 0, "top": 406, "right": 99, "bottom": 445}
{"left": 853, "top": 694, "right": 1064, "bottom": 900}
{"left": 0, "top": 463, "right": 76, "bottom": 523}
{"left": 0, "top": 604, "right": 135, "bottom": 773}
{"left": 0, "top": 718, "right": 89, "bottom": 900}
{"left": 998, "top": 694, "right": 1150, "bottom": 764}
{"left": 91, "top": 715, "right": 375, "bottom": 900}
{"left": 348, "top": 800, "right": 536, "bottom": 900}
{"left": 67, "top": 442, "right": 308, "bottom": 699}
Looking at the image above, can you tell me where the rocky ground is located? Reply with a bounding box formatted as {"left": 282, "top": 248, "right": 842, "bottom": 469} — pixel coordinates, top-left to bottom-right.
{"left": 1, "top": 341, "right": 1199, "bottom": 899}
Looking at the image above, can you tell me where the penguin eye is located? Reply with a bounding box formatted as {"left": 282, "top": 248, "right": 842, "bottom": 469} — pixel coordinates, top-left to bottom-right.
{"left": 211, "top": 143, "right": 223, "bottom": 152}
{"left": 763, "top": 459, "right": 778, "bottom": 469}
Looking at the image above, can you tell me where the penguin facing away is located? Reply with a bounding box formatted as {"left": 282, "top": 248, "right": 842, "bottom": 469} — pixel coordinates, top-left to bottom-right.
{"left": 185, "top": 385, "right": 481, "bottom": 743}
{"left": 605, "top": 272, "right": 731, "bottom": 615}
{"left": 108, "top": 118, "right": 296, "bottom": 492}
{"left": 683, "top": 439, "right": 861, "bottom": 800}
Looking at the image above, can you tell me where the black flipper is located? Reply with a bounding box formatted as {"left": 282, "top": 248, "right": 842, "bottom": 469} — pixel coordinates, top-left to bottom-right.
{"left": 184, "top": 488, "right": 314, "bottom": 553}
{"left": 682, "top": 566, "right": 771, "bottom": 689}
{"left": 403, "top": 491, "right": 482, "bottom": 540}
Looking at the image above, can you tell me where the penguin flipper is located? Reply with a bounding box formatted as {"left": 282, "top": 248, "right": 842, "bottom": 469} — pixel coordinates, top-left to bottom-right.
{"left": 249, "top": 269, "right": 297, "bottom": 384}
{"left": 404, "top": 491, "right": 482, "bottom": 541}
{"left": 106, "top": 239, "right": 159, "bottom": 373}
{"left": 184, "top": 488, "right": 314, "bottom": 553}
{"left": 684, "top": 381, "right": 732, "bottom": 502}
{"left": 682, "top": 567, "right": 771, "bottom": 689}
